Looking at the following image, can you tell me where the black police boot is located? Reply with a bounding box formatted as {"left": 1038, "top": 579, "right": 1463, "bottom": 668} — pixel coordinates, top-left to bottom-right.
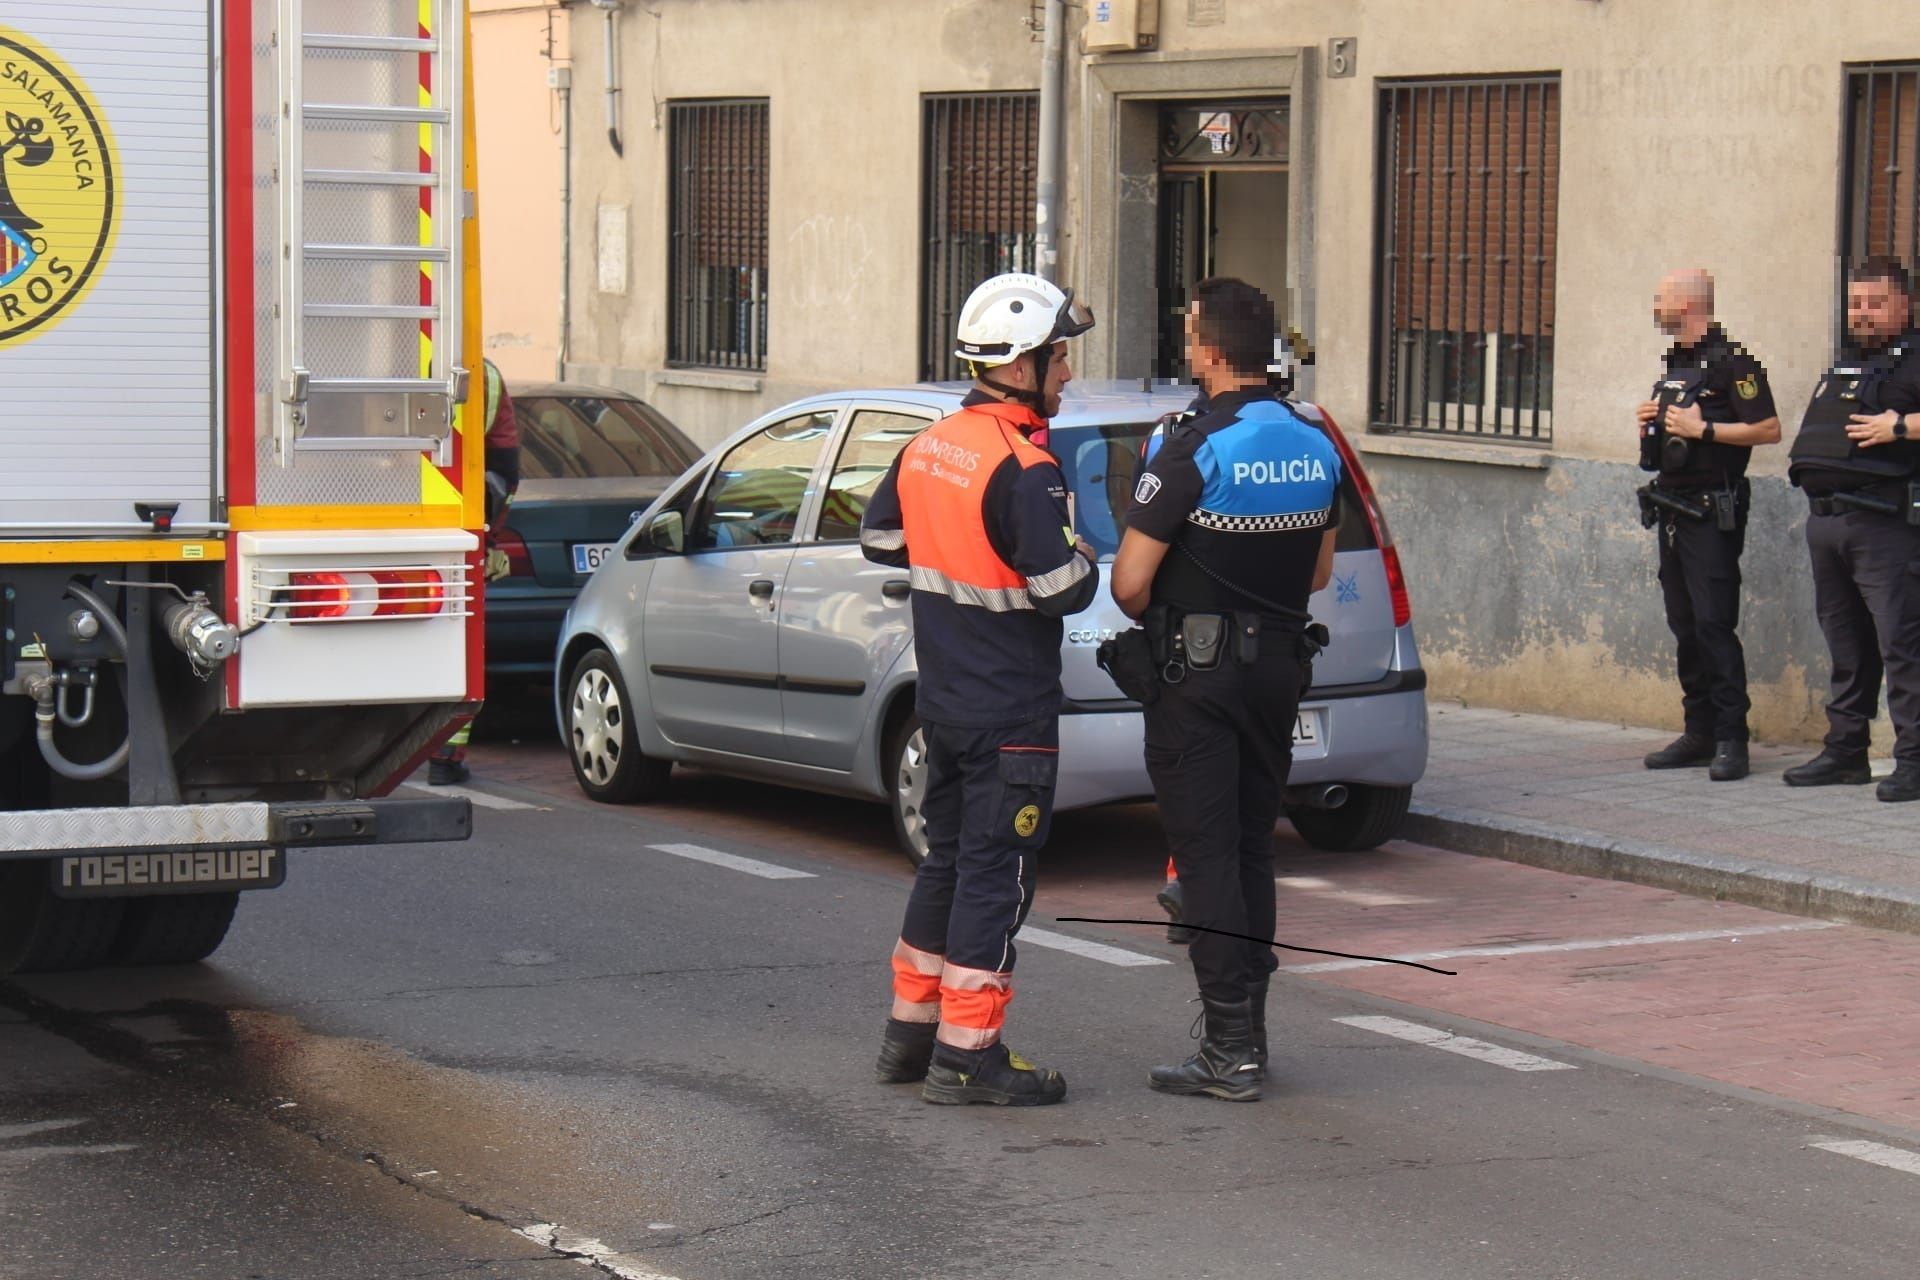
{"left": 874, "top": 1018, "right": 937, "bottom": 1084}
{"left": 1877, "top": 764, "right": 1920, "bottom": 804}
{"left": 921, "top": 1041, "right": 1066, "bottom": 1107}
{"left": 1148, "top": 997, "right": 1262, "bottom": 1102}
{"left": 1157, "top": 879, "right": 1198, "bottom": 946}
{"left": 1248, "top": 976, "right": 1271, "bottom": 1083}
{"left": 1783, "top": 750, "right": 1873, "bottom": 787}
{"left": 1708, "top": 740, "right": 1750, "bottom": 782}
{"left": 1644, "top": 732, "right": 1714, "bottom": 770}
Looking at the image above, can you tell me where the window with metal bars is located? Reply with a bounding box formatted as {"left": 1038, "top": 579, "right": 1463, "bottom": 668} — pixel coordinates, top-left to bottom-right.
{"left": 1372, "top": 77, "right": 1560, "bottom": 442}
{"left": 668, "top": 100, "right": 769, "bottom": 371}
{"left": 1841, "top": 65, "right": 1920, "bottom": 285}
{"left": 920, "top": 92, "right": 1040, "bottom": 382}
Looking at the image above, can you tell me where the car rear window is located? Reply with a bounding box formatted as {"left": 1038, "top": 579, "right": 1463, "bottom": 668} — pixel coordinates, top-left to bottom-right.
{"left": 1049, "top": 420, "right": 1374, "bottom": 559}
{"left": 515, "top": 395, "right": 701, "bottom": 480}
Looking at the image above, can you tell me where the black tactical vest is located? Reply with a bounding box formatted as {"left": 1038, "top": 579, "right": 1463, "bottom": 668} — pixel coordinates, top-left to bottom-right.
{"left": 1641, "top": 365, "right": 1716, "bottom": 483}
{"left": 1789, "top": 335, "right": 1920, "bottom": 487}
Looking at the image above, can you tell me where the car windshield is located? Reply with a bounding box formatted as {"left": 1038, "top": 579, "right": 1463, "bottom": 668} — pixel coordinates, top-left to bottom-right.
{"left": 515, "top": 394, "right": 701, "bottom": 480}
{"left": 1048, "top": 418, "right": 1371, "bottom": 560}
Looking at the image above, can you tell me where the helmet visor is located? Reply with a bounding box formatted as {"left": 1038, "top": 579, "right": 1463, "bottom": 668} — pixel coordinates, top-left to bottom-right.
{"left": 1050, "top": 289, "right": 1096, "bottom": 341}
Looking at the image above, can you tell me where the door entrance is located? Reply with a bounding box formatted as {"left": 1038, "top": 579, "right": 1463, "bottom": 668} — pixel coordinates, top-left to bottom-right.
{"left": 1154, "top": 102, "right": 1290, "bottom": 379}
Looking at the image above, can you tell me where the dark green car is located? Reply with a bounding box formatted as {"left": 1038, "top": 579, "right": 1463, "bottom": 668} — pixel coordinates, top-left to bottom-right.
{"left": 487, "top": 383, "right": 702, "bottom": 691}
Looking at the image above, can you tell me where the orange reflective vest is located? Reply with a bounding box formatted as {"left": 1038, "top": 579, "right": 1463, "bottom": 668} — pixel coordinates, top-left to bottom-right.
{"left": 894, "top": 401, "right": 1055, "bottom": 611}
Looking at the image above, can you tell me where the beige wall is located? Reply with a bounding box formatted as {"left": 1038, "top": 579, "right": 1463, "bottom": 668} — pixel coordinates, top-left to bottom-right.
{"left": 473, "top": 0, "right": 566, "bottom": 382}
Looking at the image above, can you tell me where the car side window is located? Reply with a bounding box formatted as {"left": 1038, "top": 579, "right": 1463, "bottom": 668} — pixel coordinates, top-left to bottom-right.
{"left": 815, "top": 410, "right": 934, "bottom": 542}
{"left": 688, "top": 411, "right": 836, "bottom": 552}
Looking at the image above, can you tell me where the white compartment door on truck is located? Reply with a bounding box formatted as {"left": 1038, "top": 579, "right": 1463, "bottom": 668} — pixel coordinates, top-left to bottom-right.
{"left": 0, "top": 1, "right": 218, "bottom": 535}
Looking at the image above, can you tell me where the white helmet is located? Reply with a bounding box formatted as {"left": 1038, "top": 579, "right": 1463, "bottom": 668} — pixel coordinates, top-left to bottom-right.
{"left": 953, "top": 273, "right": 1095, "bottom": 369}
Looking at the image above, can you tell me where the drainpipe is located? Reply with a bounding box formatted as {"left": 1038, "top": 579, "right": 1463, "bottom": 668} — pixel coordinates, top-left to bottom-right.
{"left": 1034, "top": 0, "right": 1065, "bottom": 282}
{"left": 590, "top": 0, "right": 626, "bottom": 157}
{"left": 557, "top": 63, "right": 572, "bottom": 379}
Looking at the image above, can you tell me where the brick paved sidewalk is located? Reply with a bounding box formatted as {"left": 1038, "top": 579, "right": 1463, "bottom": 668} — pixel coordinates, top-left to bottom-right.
{"left": 1408, "top": 700, "right": 1920, "bottom": 931}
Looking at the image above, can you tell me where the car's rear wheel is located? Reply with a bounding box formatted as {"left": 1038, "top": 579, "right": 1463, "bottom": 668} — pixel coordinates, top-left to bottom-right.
{"left": 886, "top": 712, "right": 930, "bottom": 867}
{"left": 566, "top": 650, "right": 671, "bottom": 803}
{"left": 1285, "top": 784, "right": 1412, "bottom": 852}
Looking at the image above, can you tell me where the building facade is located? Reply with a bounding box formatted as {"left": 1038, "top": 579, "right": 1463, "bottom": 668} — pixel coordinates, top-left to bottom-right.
{"left": 557, "top": 0, "right": 1919, "bottom": 746}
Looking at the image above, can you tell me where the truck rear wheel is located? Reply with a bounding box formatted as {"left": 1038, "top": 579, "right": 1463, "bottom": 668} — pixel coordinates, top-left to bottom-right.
{"left": 113, "top": 892, "right": 239, "bottom": 966}
{"left": 17, "top": 892, "right": 128, "bottom": 974}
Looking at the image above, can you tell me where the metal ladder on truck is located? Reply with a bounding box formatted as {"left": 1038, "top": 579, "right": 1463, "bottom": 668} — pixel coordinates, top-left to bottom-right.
{"left": 275, "top": 0, "right": 468, "bottom": 465}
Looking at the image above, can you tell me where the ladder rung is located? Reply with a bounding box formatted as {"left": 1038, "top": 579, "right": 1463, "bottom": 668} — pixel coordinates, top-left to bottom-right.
{"left": 309, "top": 378, "right": 447, "bottom": 396}
{"left": 305, "top": 244, "right": 451, "bottom": 262}
{"left": 305, "top": 168, "right": 439, "bottom": 188}
{"left": 305, "top": 104, "right": 452, "bottom": 126}
{"left": 304, "top": 34, "right": 437, "bottom": 54}
{"left": 305, "top": 304, "right": 438, "bottom": 320}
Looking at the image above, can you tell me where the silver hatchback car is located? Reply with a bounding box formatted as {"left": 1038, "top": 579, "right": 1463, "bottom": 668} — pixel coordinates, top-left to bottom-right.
{"left": 554, "top": 382, "right": 1428, "bottom": 862}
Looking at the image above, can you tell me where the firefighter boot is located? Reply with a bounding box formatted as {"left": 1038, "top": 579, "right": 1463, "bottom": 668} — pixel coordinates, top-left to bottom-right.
{"left": 921, "top": 1042, "right": 1067, "bottom": 1107}
{"left": 1148, "top": 997, "right": 1262, "bottom": 1101}
{"left": 874, "top": 1018, "right": 937, "bottom": 1084}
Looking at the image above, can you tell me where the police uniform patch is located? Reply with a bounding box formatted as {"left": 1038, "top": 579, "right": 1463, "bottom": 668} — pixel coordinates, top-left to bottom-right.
{"left": 1133, "top": 473, "right": 1161, "bottom": 505}
{"left": 1013, "top": 804, "right": 1041, "bottom": 837}
{"left": 1736, "top": 375, "right": 1758, "bottom": 400}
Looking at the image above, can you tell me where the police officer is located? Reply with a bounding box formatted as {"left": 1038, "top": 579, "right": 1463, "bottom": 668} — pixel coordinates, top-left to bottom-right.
{"left": 1634, "top": 269, "right": 1781, "bottom": 782}
{"left": 1784, "top": 256, "right": 1920, "bottom": 803}
{"left": 859, "top": 273, "right": 1099, "bottom": 1105}
{"left": 1113, "top": 278, "right": 1340, "bottom": 1102}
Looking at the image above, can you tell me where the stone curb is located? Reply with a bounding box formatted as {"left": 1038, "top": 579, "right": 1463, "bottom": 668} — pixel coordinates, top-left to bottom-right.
{"left": 1402, "top": 801, "right": 1920, "bottom": 936}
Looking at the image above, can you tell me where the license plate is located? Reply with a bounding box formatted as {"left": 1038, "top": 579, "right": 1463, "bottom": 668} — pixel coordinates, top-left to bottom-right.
{"left": 1292, "top": 709, "right": 1322, "bottom": 746}
{"left": 572, "top": 542, "right": 616, "bottom": 575}
{"left": 51, "top": 848, "right": 286, "bottom": 899}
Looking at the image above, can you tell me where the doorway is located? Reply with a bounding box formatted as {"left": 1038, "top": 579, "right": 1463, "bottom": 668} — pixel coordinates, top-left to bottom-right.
{"left": 1154, "top": 102, "right": 1290, "bottom": 379}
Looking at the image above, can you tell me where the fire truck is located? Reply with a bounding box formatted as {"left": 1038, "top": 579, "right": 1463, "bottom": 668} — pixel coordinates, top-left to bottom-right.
{"left": 0, "top": 0, "right": 485, "bottom": 972}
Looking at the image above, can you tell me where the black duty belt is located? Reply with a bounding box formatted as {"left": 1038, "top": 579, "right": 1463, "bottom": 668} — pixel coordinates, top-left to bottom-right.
{"left": 1807, "top": 481, "right": 1914, "bottom": 520}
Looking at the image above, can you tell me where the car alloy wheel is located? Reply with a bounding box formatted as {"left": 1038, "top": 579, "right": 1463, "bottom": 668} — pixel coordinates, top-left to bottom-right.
{"left": 891, "top": 719, "right": 931, "bottom": 866}
{"left": 571, "top": 665, "right": 625, "bottom": 787}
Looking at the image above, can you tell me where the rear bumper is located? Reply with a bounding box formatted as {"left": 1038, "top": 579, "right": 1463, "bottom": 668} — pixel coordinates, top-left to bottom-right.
{"left": 0, "top": 796, "right": 473, "bottom": 863}
{"left": 1054, "top": 670, "right": 1429, "bottom": 810}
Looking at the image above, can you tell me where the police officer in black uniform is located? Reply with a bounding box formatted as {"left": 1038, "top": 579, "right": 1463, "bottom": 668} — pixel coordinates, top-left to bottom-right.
{"left": 1635, "top": 269, "right": 1781, "bottom": 781}
{"left": 1111, "top": 279, "right": 1341, "bottom": 1102}
{"left": 1784, "top": 256, "right": 1920, "bottom": 803}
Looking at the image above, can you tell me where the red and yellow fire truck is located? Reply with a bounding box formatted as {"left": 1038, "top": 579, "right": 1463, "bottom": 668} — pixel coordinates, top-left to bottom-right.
{"left": 0, "top": 0, "right": 486, "bottom": 971}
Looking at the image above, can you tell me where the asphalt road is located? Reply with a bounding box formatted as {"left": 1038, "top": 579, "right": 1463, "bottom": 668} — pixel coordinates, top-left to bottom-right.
{"left": 4, "top": 748, "right": 1920, "bottom": 1279}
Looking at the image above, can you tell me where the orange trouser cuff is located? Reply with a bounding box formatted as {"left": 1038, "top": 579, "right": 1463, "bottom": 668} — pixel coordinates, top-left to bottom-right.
{"left": 890, "top": 938, "right": 944, "bottom": 1023}
{"left": 937, "top": 963, "right": 1013, "bottom": 1049}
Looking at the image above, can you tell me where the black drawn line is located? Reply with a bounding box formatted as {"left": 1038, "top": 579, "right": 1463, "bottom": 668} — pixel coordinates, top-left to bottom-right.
{"left": 1053, "top": 917, "right": 1458, "bottom": 976}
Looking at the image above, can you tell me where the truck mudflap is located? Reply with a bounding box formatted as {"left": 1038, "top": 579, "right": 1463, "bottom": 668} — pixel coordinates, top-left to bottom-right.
{"left": 0, "top": 797, "right": 473, "bottom": 899}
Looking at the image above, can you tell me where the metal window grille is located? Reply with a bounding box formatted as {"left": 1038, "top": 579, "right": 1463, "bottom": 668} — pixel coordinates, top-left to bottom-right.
{"left": 1841, "top": 65, "right": 1920, "bottom": 288}
{"left": 920, "top": 92, "right": 1039, "bottom": 382}
{"left": 668, "top": 100, "right": 769, "bottom": 371}
{"left": 1372, "top": 77, "right": 1560, "bottom": 442}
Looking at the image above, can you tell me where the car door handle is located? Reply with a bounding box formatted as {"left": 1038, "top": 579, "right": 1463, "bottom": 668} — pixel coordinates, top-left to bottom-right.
{"left": 881, "top": 579, "right": 910, "bottom": 600}
{"left": 748, "top": 578, "right": 776, "bottom": 601}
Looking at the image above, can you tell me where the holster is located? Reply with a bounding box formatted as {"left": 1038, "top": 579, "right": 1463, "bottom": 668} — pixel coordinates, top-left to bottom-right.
{"left": 1096, "top": 605, "right": 1174, "bottom": 705}
{"left": 1636, "top": 483, "right": 1710, "bottom": 528}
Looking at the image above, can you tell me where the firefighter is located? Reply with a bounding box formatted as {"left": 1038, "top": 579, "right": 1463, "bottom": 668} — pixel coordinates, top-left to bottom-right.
{"left": 430, "top": 358, "right": 522, "bottom": 787}
{"left": 859, "top": 273, "right": 1098, "bottom": 1106}
{"left": 1113, "top": 278, "right": 1340, "bottom": 1101}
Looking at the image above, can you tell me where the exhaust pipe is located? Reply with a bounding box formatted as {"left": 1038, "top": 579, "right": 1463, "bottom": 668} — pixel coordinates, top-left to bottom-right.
{"left": 1285, "top": 782, "right": 1349, "bottom": 811}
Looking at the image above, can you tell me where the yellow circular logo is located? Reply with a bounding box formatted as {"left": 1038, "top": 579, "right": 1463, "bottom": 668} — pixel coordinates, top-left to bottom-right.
{"left": 1013, "top": 804, "right": 1041, "bottom": 838}
{"left": 0, "top": 28, "right": 117, "bottom": 348}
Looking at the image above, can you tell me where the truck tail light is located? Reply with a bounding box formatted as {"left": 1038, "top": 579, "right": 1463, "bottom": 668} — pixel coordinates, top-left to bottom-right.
{"left": 287, "top": 571, "right": 354, "bottom": 621}
{"left": 1313, "top": 405, "right": 1413, "bottom": 627}
{"left": 371, "top": 569, "right": 446, "bottom": 617}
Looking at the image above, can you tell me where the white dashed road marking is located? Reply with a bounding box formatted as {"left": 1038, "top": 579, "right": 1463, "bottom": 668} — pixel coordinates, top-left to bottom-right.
{"left": 1287, "top": 921, "right": 1840, "bottom": 974}
{"left": 647, "top": 842, "right": 817, "bottom": 880}
{"left": 1016, "top": 926, "right": 1171, "bottom": 968}
{"left": 1334, "top": 1015, "right": 1576, "bottom": 1073}
{"left": 516, "top": 1223, "right": 687, "bottom": 1280}
{"left": 1810, "top": 1138, "right": 1920, "bottom": 1177}
{"left": 1276, "top": 875, "right": 1435, "bottom": 907}
{"left": 404, "top": 783, "right": 542, "bottom": 812}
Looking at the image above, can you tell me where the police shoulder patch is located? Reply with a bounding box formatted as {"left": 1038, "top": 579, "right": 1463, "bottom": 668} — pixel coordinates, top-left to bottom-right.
{"left": 1134, "top": 473, "right": 1162, "bottom": 505}
{"left": 1736, "top": 375, "right": 1759, "bottom": 400}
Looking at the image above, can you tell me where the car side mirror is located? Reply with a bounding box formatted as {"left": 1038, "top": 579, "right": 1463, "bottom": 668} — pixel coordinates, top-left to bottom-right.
{"left": 645, "top": 510, "right": 685, "bottom": 554}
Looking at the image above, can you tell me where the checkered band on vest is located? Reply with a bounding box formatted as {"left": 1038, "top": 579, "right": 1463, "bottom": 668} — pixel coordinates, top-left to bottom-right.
{"left": 1186, "top": 506, "right": 1333, "bottom": 533}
